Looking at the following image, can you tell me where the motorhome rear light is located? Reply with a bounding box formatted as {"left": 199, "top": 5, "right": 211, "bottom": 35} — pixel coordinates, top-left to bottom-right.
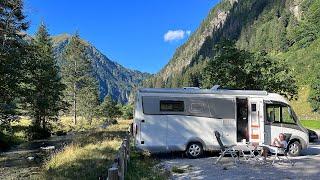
{"left": 135, "top": 124, "right": 138, "bottom": 135}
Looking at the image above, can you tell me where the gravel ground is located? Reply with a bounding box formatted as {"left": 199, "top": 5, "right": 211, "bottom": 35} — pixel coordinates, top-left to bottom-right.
{"left": 160, "top": 141, "right": 320, "bottom": 180}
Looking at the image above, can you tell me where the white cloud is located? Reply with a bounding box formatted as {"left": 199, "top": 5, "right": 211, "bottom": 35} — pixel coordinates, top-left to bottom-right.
{"left": 164, "top": 29, "right": 191, "bottom": 42}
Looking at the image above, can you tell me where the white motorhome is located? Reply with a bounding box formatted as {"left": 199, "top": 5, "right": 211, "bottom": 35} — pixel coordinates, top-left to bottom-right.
{"left": 133, "top": 86, "right": 309, "bottom": 158}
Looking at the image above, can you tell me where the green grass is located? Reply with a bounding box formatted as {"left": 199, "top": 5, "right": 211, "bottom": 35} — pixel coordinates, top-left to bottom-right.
{"left": 125, "top": 151, "right": 169, "bottom": 180}
{"left": 300, "top": 120, "right": 320, "bottom": 130}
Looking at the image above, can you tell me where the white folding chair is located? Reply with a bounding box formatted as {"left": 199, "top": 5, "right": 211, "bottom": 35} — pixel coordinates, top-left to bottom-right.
{"left": 214, "top": 131, "right": 239, "bottom": 164}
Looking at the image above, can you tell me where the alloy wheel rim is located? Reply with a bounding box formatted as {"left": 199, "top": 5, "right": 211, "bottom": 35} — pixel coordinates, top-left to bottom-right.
{"left": 289, "top": 143, "right": 298, "bottom": 154}
{"left": 189, "top": 144, "right": 201, "bottom": 156}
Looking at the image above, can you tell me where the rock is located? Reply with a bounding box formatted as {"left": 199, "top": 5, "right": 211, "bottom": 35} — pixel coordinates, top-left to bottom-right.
{"left": 27, "top": 156, "right": 35, "bottom": 161}
{"left": 40, "top": 146, "right": 55, "bottom": 151}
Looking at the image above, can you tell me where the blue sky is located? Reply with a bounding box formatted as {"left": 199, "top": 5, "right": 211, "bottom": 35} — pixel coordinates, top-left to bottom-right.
{"left": 24, "top": 0, "right": 219, "bottom": 74}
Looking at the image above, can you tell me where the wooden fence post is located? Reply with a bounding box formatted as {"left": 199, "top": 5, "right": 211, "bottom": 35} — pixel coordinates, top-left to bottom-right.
{"left": 107, "top": 133, "right": 131, "bottom": 180}
{"left": 119, "top": 146, "right": 125, "bottom": 180}
{"left": 108, "top": 167, "right": 118, "bottom": 180}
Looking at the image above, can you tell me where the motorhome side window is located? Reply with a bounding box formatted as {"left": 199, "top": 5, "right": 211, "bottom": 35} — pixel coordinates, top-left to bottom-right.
{"left": 266, "top": 104, "right": 281, "bottom": 123}
{"left": 160, "top": 100, "right": 184, "bottom": 112}
{"left": 266, "top": 104, "right": 295, "bottom": 124}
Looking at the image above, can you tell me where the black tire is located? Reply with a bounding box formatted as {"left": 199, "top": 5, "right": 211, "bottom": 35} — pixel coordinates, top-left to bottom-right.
{"left": 288, "top": 141, "right": 302, "bottom": 157}
{"left": 186, "top": 142, "right": 203, "bottom": 159}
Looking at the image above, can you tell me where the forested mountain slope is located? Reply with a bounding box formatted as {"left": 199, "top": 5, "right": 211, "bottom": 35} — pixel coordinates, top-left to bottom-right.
{"left": 145, "top": 0, "right": 320, "bottom": 119}
{"left": 52, "top": 34, "right": 150, "bottom": 103}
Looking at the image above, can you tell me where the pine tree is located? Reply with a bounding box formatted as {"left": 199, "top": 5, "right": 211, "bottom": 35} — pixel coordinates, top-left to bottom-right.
{"left": 61, "top": 34, "right": 99, "bottom": 125}
{"left": 99, "top": 96, "right": 122, "bottom": 119}
{"left": 0, "top": 0, "right": 29, "bottom": 128}
{"left": 25, "top": 23, "right": 66, "bottom": 133}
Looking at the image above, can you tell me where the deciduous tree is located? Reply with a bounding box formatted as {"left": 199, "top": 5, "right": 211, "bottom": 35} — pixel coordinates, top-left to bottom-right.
{"left": 201, "top": 40, "right": 298, "bottom": 99}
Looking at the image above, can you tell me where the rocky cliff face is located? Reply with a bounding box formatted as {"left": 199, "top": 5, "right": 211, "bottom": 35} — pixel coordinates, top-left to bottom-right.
{"left": 148, "top": 0, "right": 312, "bottom": 88}
{"left": 158, "top": 0, "right": 235, "bottom": 82}
{"left": 52, "top": 34, "right": 150, "bottom": 103}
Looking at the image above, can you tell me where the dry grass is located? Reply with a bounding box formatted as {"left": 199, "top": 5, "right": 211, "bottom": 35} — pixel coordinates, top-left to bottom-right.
{"left": 51, "top": 116, "right": 106, "bottom": 133}
{"left": 38, "top": 120, "right": 131, "bottom": 180}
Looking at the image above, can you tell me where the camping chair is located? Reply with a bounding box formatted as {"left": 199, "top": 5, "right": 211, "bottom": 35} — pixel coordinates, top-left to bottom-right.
{"left": 214, "top": 131, "right": 238, "bottom": 164}
{"left": 271, "top": 134, "right": 294, "bottom": 166}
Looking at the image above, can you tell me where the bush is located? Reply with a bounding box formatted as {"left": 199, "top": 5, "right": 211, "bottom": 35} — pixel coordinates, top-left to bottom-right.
{"left": 27, "top": 125, "right": 51, "bottom": 140}
{"left": 121, "top": 104, "right": 133, "bottom": 119}
{"left": 0, "top": 132, "right": 10, "bottom": 151}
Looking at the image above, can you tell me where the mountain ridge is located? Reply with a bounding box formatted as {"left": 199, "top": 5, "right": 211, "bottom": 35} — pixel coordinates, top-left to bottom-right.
{"left": 52, "top": 34, "right": 150, "bottom": 103}
{"left": 145, "top": 0, "right": 320, "bottom": 119}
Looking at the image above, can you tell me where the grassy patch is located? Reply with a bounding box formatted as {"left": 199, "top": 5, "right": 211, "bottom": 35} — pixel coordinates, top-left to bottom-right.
{"left": 300, "top": 120, "right": 320, "bottom": 130}
{"left": 50, "top": 116, "right": 106, "bottom": 133}
{"left": 172, "top": 166, "right": 185, "bottom": 174}
{"left": 126, "top": 151, "right": 169, "bottom": 180}
{"left": 38, "top": 119, "right": 131, "bottom": 179}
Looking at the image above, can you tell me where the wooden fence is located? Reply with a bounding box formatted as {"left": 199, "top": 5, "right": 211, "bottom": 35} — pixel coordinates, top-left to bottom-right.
{"left": 107, "top": 134, "right": 131, "bottom": 180}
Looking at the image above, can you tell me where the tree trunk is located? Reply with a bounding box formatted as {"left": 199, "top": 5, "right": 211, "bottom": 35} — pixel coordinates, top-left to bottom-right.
{"left": 73, "top": 84, "right": 77, "bottom": 125}
{"left": 42, "top": 117, "right": 45, "bottom": 130}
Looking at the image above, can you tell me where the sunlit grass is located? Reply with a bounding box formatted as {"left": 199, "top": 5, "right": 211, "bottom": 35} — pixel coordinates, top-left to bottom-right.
{"left": 301, "top": 120, "right": 320, "bottom": 130}
{"left": 44, "top": 140, "right": 121, "bottom": 179}
{"left": 290, "top": 86, "right": 320, "bottom": 120}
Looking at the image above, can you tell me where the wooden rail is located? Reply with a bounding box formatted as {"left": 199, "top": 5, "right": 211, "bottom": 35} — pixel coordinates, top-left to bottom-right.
{"left": 108, "top": 134, "right": 131, "bottom": 180}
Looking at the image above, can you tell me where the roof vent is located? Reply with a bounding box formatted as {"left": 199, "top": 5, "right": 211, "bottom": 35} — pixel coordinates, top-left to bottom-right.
{"left": 210, "top": 85, "right": 221, "bottom": 91}
{"left": 183, "top": 87, "right": 200, "bottom": 90}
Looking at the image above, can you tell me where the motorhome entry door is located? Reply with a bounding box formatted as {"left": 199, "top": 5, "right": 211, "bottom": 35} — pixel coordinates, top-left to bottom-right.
{"left": 248, "top": 98, "right": 264, "bottom": 144}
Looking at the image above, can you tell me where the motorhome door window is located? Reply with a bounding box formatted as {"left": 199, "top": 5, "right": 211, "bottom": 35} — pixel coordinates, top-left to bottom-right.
{"left": 251, "top": 104, "right": 257, "bottom": 112}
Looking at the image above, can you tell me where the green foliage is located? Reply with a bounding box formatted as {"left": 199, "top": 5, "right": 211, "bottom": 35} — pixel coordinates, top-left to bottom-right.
{"left": 201, "top": 40, "right": 298, "bottom": 99}
{"left": 61, "top": 34, "right": 99, "bottom": 124}
{"left": 99, "top": 96, "right": 122, "bottom": 119}
{"left": 293, "top": 0, "right": 320, "bottom": 48}
{"left": 308, "top": 72, "right": 320, "bottom": 113}
{"left": 0, "top": 0, "right": 29, "bottom": 129}
{"left": 24, "top": 23, "right": 66, "bottom": 134}
{"left": 121, "top": 104, "right": 133, "bottom": 119}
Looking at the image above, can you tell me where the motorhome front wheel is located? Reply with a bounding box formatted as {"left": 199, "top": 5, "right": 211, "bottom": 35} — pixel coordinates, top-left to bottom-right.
{"left": 186, "top": 142, "right": 203, "bottom": 159}
{"left": 288, "top": 141, "right": 302, "bottom": 157}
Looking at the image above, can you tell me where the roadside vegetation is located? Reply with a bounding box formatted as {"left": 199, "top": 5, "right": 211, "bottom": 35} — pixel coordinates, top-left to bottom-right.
{"left": 39, "top": 119, "right": 131, "bottom": 179}
{"left": 301, "top": 120, "right": 320, "bottom": 130}
{"left": 126, "top": 151, "right": 170, "bottom": 180}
